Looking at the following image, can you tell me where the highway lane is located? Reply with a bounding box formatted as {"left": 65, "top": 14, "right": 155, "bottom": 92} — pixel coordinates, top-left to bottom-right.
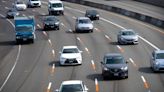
{"left": 64, "top": 1, "right": 163, "bottom": 90}
{"left": 0, "top": 0, "right": 164, "bottom": 92}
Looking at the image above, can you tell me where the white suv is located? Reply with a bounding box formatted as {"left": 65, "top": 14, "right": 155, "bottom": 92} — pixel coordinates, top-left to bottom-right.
{"left": 59, "top": 46, "right": 82, "bottom": 65}
{"left": 48, "top": 0, "right": 64, "bottom": 15}
{"left": 27, "top": 0, "right": 41, "bottom": 7}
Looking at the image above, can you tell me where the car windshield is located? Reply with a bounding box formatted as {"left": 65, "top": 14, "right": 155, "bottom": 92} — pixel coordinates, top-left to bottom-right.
{"left": 51, "top": 3, "right": 62, "bottom": 8}
{"left": 122, "top": 31, "right": 135, "bottom": 36}
{"left": 87, "top": 10, "right": 97, "bottom": 15}
{"left": 61, "top": 84, "right": 83, "bottom": 92}
{"left": 16, "top": 25, "right": 33, "bottom": 32}
{"left": 156, "top": 53, "right": 164, "bottom": 59}
{"left": 46, "top": 16, "right": 57, "bottom": 21}
{"left": 63, "top": 48, "right": 79, "bottom": 53}
{"left": 79, "top": 19, "right": 90, "bottom": 24}
{"left": 106, "top": 56, "right": 124, "bottom": 64}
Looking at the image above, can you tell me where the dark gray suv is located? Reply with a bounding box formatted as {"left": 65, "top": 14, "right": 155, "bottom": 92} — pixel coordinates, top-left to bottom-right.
{"left": 101, "top": 53, "right": 128, "bottom": 79}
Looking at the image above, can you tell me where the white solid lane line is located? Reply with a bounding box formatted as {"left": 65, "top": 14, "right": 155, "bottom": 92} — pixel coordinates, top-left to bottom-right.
{"left": 0, "top": 14, "right": 21, "bottom": 91}
{"left": 138, "top": 36, "right": 160, "bottom": 50}
{"left": 0, "top": 45, "right": 21, "bottom": 91}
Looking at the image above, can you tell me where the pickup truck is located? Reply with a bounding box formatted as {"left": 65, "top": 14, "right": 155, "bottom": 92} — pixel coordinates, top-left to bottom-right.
{"left": 15, "top": 16, "right": 35, "bottom": 43}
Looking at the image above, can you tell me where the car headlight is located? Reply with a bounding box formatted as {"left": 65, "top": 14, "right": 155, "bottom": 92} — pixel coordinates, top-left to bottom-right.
{"left": 155, "top": 61, "right": 159, "bottom": 66}
{"left": 55, "top": 22, "right": 59, "bottom": 25}
{"left": 121, "top": 37, "right": 125, "bottom": 40}
{"left": 104, "top": 67, "right": 109, "bottom": 71}
{"left": 96, "top": 14, "right": 99, "bottom": 17}
{"left": 121, "top": 66, "right": 128, "bottom": 71}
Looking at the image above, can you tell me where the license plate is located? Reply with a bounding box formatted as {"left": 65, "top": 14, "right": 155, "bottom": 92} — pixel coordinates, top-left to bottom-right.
{"left": 114, "top": 73, "right": 119, "bottom": 76}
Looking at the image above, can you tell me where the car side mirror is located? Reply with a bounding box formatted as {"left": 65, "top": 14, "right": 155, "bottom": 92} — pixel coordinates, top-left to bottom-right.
{"left": 91, "top": 21, "right": 93, "bottom": 23}
{"left": 59, "top": 51, "right": 61, "bottom": 54}
{"left": 55, "top": 89, "right": 59, "bottom": 92}
{"left": 79, "top": 51, "right": 83, "bottom": 53}
{"left": 100, "top": 61, "right": 104, "bottom": 64}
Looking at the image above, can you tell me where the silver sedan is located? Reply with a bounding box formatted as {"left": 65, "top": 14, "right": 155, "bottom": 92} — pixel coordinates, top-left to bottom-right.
{"left": 150, "top": 50, "right": 164, "bottom": 72}
{"left": 117, "top": 29, "right": 139, "bottom": 45}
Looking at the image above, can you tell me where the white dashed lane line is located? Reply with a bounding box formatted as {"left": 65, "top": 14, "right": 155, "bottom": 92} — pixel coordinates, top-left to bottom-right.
{"left": 47, "top": 82, "right": 52, "bottom": 92}
{"left": 141, "top": 76, "right": 149, "bottom": 89}
{"left": 129, "top": 58, "right": 137, "bottom": 67}
{"left": 91, "top": 60, "right": 96, "bottom": 71}
{"left": 95, "top": 78, "right": 99, "bottom": 92}
{"left": 5, "top": 7, "right": 9, "bottom": 9}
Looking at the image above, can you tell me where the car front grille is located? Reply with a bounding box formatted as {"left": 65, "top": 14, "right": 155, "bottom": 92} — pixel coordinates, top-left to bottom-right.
{"left": 65, "top": 58, "right": 78, "bottom": 64}
{"left": 110, "top": 68, "right": 122, "bottom": 73}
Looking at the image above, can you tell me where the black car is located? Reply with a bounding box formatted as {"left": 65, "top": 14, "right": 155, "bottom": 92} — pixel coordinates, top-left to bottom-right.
{"left": 43, "top": 16, "right": 60, "bottom": 30}
{"left": 6, "top": 8, "right": 19, "bottom": 18}
{"left": 101, "top": 53, "right": 128, "bottom": 79}
{"left": 85, "top": 10, "right": 99, "bottom": 20}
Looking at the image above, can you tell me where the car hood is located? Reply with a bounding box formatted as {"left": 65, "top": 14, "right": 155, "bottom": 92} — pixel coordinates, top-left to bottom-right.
{"left": 30, "top": 1, "right": 41, "bottom": 3}
{"left": 52, "top": 7, "right": 64, "bottom": 11}
{"left": 61, "top": 53, "right": 81, "bottom": 59}
{"left": 156, "top": 59, "right": 164, "bottom": 65}
{"left": 105, "top": 64, "right": 127, "bottom": 69}
{"left": 78, "top": 23, "right": 93, "bottom": 28}
{"left": 45, "top": 21, "right": 59, "bottom": 24}
{"left": 121, "top": 35, "right": 138, "bottom": 40}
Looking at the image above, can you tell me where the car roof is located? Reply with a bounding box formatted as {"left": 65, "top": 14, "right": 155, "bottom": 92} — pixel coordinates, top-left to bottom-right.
{"left": 86, "top": 10, "right": 97, "bottom": 13}
{"left": 155, "top": 50, "right": 164, "bottom": 53}
{"left": 62, "top": 80, "right": 82, "bottom": 85}
{"left": 49, "top": 0, "right": 62, "bottom": 3}
{"left": 63, "top": 46, "right": 78, "bottom": 49}
{"left": 77, "top": 17, "right": 90, "bottom": 20}
{"left": 104, "top": 53, "right": 122, "bottom": 57}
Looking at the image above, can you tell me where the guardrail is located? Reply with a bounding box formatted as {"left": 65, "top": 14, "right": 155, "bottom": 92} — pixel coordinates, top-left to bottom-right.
{"left": 62, "top": 0, "right": 164, "bottom": 29}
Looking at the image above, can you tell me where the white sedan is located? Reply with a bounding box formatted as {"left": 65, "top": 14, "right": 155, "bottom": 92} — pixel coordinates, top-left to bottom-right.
{"left": 56, "top": 80, "right": 89, "bottom": 92}
{"left": 15, "top": 1, "right": 27, "bottom": 10}
{"left": 59, "top": 46, "right": 82, "bottom": 65}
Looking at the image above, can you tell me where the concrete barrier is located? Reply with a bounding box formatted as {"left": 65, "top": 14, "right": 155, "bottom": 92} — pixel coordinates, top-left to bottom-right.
{"left": 62, "top": 0, "right": 164, "bottom": 28}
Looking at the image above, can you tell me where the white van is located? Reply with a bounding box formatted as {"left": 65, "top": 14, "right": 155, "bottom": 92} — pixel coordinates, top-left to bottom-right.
{"left": 27, "top": 0, "right": 41, "bottom": 7}
{"left": 48, "top": 0, "right": 64, "bottom": 15}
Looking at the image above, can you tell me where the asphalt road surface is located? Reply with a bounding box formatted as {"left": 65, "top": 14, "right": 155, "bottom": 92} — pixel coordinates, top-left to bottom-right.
{"left": 0, "top": 0, "right": 164, "bottom": 92}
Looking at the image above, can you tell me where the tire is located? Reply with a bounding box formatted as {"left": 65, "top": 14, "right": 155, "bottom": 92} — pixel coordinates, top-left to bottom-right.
{"left": 30, "top": 39, "right": 34, "bottom": 43}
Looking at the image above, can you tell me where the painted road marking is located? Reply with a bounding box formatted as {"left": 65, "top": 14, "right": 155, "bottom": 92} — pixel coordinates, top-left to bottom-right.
{"left": 43, "top": 31, "right": 48, "bottom": 36}
{"left": 48, "top": 39, "right": 52, "bottom": 46}
{"left": 5, "top": 7, "right": 9, "bottom": 9}
{"left": 51, "top": 64, "right": 55, "bottom": 74}
{"left": 37, "top": 24, "right": 41, "bottom": 28}
{"left": 129, "top": 58, "right": 137, "bottom": 67}
{"left": 95, "top": 78, "right": 99, "bottom": 92}
{"left": 141, "top": 76, "right": 149, "bottom": 89}
{"left": 91, "top": 60, "right": 96, "bottom": 71}
{"left": 0, "top": 14, "right": 21, "bottom": 91}
{"left": 138, "top": 36, "right": 160, "bottom": 50}
{"left": 47, "top": 82, "right": 52, "bottom": 92}
{"left": 94, "top": 28, "right": 100, "bottom": 32}
{"left": 117, "top": 45, "right": 124, "bottom": 53}
{"left": 52, "top": 49, "right": 55, "bottom": 57}
{"left": 22, "top": 14, "right": 26, "bottom": 16}
{"left": 72, "top": 16, "right": 76, "bottom": 19}
{"left": 0, "top": 45, "right": 21, "bottom": 91}
{"left": 85, "top": 47, "right": 89, "bottom": 52}
{"left": 105, "top": 35, "right": 112, "bottom": 41}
